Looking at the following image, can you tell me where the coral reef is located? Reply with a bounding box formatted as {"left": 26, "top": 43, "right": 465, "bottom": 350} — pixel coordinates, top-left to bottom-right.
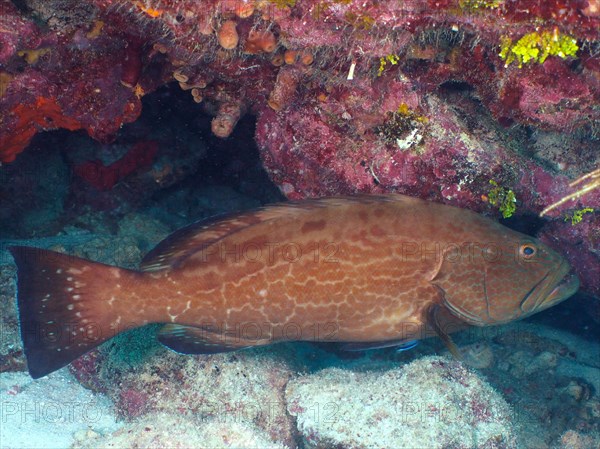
{"left": 286, "top": 356, "right": 517, "bottom": 448}
{"left": 1, "top": 0, "right": 597, "bottom": 153}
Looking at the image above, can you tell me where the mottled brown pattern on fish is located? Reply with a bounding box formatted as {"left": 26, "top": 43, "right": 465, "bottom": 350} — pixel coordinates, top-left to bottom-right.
{"left": 357, "top": 210, "right": 369, "bottom": 223}
{"left": 301, "top": 219, "right": 327, "bottom": 233}
{"left": 135, "top": 197, "right": 573, "bottom": 340}
{"left": 10, "top": 194, "right": 579, "bottom": 378}
{"left": 141, "top": 200, "right": 460, "bottom": 337}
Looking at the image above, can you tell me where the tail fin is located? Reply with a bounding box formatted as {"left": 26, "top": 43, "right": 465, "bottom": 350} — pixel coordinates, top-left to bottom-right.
{"left": 9, "top": 246, "right": 143, "bottom": 378}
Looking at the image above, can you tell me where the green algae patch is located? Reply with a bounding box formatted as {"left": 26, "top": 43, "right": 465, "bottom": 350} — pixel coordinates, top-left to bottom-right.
{"left": 499, "top": 30, "right": 579, "bottom": 68}
{"left": 487, "top": 179, "right": 517, "bottom": 218}
{"left": 564, "top": 207, "right": 594, "bottom": 225}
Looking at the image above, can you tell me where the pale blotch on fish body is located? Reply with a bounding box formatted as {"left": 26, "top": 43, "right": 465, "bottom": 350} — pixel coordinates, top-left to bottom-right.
{"left": 9, "top": 194, "right": 579, "bottom": 378}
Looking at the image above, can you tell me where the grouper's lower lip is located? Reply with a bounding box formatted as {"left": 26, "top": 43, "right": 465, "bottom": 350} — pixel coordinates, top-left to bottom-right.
{"left": 546, "top": 272, "right": 580, "bottom": 305}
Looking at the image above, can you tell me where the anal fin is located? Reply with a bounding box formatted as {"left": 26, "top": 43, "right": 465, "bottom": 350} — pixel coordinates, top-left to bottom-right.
{"left": 157, "top": 324, "right": 271, "bottom": 354}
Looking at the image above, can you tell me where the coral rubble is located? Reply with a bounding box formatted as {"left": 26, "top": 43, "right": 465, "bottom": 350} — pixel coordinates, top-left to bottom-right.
{"left": 76, "top": 347, "right": 299, "bottom": 448}
{"left": 286, "top": 356, "right": 517, "bottom": 449}
{"left": 72, "top": 413, "right": 289, "bottom": 449}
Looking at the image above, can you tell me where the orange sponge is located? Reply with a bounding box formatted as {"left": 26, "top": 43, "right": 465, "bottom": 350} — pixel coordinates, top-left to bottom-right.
{"left": 244, "top": 29, "right": 277, "bottom": 54}
{"left": 217, "top": 20, "right": 239, "bottom": 50}
{"left": 211, "top": 102, "right": 243, "bottom": 138}
{"left": 268, "top": 66, "right": 301, "bottom": 111}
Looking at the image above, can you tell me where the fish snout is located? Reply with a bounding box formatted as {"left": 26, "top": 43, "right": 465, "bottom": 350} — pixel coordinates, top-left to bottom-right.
{"left": 542, "top": 270, "right": 580, "bottom": 309}
{"left": 526, "top": 260, "right": 580, "bottom": 316}
{"left": 517, "top": 258, "right": 579, "bottom": 320}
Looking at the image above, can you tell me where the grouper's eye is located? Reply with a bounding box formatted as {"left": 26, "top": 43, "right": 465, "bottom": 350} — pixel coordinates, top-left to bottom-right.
{"left": 519, "top": 243, "right": 537, "bottom": 259}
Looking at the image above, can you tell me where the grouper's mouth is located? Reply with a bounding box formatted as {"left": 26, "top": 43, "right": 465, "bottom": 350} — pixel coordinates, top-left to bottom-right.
{"left": 528, "top": 260, "right": 580, "bottom": 315}
{"left": 543, "top": 270, "right": 580, "bottom": 307}
{"left": 517, "top": 260, "right": 579, "bottom": 320}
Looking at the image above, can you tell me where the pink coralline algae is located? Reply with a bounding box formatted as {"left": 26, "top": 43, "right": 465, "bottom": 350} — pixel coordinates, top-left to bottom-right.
{"left": 117, "top": 387, "right": 151, "bottom": 419}
{"left": 0, "top": 1, "right": 41, "bottom": 64}
{"left": 0, "top": 0, "right": 598, "bottom": 294}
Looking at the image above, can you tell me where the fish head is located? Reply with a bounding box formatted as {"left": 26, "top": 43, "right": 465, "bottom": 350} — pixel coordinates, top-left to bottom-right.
{"left": 432, "top": 235, "right": 580, "bottom": 326}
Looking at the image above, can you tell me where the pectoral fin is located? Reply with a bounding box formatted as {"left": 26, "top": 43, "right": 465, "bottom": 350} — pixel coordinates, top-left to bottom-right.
{"left": 427, "top": 304, "right": 463, "bottom": 360}
{"left": 157, "top": 324, "right": 272, "bottom": 354}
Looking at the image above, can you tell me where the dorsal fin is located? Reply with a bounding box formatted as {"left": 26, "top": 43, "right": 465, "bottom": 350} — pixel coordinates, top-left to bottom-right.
{"left": 140, "top": 210, "right": 253, "bottom": 271}
{"left": 140, "top": 195, "right": 411, "bottom": 272}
